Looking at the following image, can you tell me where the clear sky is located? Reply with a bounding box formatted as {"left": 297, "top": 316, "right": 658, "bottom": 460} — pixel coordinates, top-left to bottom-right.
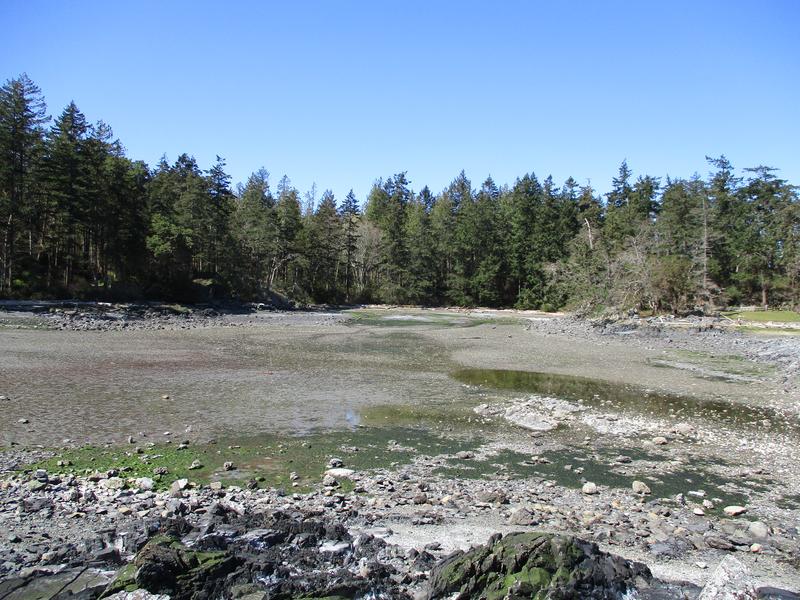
{"left": 2, "top": 1, "right": 798, "bottom": 204}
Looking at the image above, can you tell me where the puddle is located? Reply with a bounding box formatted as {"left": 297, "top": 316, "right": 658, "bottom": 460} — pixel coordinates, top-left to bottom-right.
{"left": 451, "top": 369, "right": 800, "bottom": 435}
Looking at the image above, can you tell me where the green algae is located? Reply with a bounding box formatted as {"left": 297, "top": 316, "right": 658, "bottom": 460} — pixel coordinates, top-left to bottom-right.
{"left": 26, "top": 425, "right": 482, "bottom": 491}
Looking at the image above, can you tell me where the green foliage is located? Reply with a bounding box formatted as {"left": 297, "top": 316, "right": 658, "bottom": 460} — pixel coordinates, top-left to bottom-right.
{"left": 1, "top": 75, "right": 798, "bottom": 311}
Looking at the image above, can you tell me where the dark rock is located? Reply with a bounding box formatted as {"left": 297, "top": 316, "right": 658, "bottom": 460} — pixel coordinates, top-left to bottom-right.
{"left": 104, "top": 534, "right": 237, "bottom": 600}
{"left": 426, "top": 531, "right": 651, "bottom": 599}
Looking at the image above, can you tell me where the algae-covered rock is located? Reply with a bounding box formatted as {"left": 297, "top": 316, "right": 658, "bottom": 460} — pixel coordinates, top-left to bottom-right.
{"left": 102, "top": 534, "right": 236, "bottom": 600}
{"left": 426, "top": 531, "right": 650, "bottom": 599}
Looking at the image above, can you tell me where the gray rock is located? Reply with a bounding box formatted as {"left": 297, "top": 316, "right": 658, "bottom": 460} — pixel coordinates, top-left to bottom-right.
{"left": 170, "top": 478, "right": 188, "bottom": 497}
{"left": 507, "top": 506, "right": 537, "bottom": 526}
{"left": 747, "top": 521, "right": 769, "bottom": 541}
{"left": 697, "top": 556, "right": 757, "bottom": 599}
{"left": 100, "top": 477, "right": 125, "bottom": 490}
{"left": 135, "top": 477, "right": 155, "bottom": 490}
{"left": 582, "top": 482, "right": 598, "bottom": 495}
{"left": 632, "top": 480, "right": 651, "bottom": 495}
{"left": 325, "top": 467, "right": 355, "bottom": 479}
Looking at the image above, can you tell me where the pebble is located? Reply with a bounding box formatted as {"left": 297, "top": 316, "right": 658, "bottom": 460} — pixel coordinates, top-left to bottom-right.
{"left": 582, "top": 482, "right": 598, "bottom": 495}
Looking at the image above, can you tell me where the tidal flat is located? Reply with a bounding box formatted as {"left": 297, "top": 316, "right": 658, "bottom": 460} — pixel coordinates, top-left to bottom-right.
{"left": 1, "top": 306, "right": 799, "bottom": 596}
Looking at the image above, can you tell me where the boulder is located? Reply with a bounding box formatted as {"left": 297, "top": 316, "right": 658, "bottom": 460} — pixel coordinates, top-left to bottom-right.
{"left": 104, "top": 535, "right": 236, "bottom": 599}
{"left": 425, "top": 532, "right": 650, "bottom": 599}
{"left": 582, "top": 482, "right": 598, "bottom": 495}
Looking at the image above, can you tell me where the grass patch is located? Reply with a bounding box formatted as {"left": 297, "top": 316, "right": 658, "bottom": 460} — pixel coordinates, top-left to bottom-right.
{"left": 723, "top": 310, "right": 800, "bottom": 323}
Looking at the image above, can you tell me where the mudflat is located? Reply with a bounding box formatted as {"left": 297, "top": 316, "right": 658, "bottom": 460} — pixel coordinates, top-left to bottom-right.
{"left": 1, "top": 306, "right": 799, "bottom": 596}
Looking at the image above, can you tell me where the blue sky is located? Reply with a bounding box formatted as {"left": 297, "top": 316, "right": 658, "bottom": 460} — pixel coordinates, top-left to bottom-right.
{"left": 2, "top": 1, "right": 798, "bottom": 204}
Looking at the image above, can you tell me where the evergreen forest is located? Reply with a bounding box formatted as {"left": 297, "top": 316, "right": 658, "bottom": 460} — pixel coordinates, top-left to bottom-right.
{"left": 1, "top": 74, "right": 798, "bottom": 312}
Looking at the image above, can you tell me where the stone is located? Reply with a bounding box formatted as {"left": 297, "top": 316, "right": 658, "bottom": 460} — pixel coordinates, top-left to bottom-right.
{"left": 169, "top": 479, "right": 188, "bottom": 497}
{"left": 188, "top": 459, "right": 203, "bottom": 470}
{"left": 697, "top": 556, "right": 757, "bottom": 599}
{"left": 153, "top": 466, "right": 169, "bottom": 476}
{"left": 209, "top": 481, "right": 223, "bottom": 490}
{"left": 322, "top": 474, "right": 339, "bottom": 487}
{"left": 100, "top": 477, "right": 125, "bottom": 490}
{"left": 476, "top": 490, "right": 508, "bottom": 504}
{"left": 25, "top": 479, "right": 46, "bottom": 492}
{"left": 582, "top": 482, "right": 598, "bottom": 495}
{"left": 223, "top": 461, "right": 236, "bottom": 471}
{"left": 136, "top": 477, "right": 155, "bottom": 491}
{"left": 632, "top": 480, "right": 651, "bottom": 495}
{"left": 412, "top": 492, "right": 428, "bottom": 505}
{"left": 508, "top": 506, "right": 537, "bottom": 526}
{"left": 693, "top": 508, "right": 706, "bottom": 516}
{"left": 652, "top": 436, "right": 668, "bottom": 445}
{"left": 327, "top": 457, "right": 344, "bottom": 468}
{"left": 674, "top": 423, "right": 695, "bottom": 435}
{"left": 325, "top": 467, "right": 355, "bottom": 479}
{"left": 747, "top": 521, "right": 768, "bottom": 540}
{"left": 18, "top": 418, "right": 29, "bottom": 424}
{"left": 705, "top": 536, "right": 735, "bottom": 551}
{"left": 723, "top": 505, "right": 747, "bottom": 517}
{"left": 455, "top": 451, "right": 475, "bottom": 460}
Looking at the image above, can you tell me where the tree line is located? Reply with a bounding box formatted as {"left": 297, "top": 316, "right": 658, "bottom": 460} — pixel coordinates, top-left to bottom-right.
{"left": 1, "top": 74, "right": 798, "bottom": 312}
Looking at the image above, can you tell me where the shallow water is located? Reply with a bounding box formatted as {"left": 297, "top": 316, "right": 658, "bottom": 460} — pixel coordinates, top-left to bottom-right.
{"left": 451, "top": 368, "right": 800, "bottom": 435}
{"left": 434, "top": 446, "right": 760, "bottom": 509}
